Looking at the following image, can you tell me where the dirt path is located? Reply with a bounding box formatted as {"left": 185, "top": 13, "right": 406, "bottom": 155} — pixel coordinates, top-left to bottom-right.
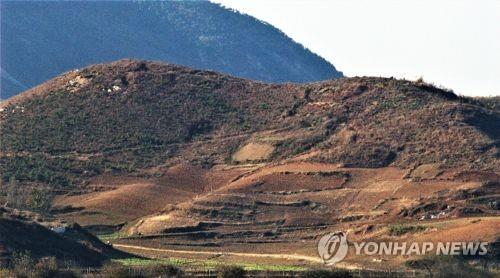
{"left": 113, "top": 244, "right": 323, "bottom": 264}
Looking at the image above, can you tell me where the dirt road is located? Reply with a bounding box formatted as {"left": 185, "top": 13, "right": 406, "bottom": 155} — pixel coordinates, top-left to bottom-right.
{"left": 113, "top": 243, "right": 323, "bottom": 263}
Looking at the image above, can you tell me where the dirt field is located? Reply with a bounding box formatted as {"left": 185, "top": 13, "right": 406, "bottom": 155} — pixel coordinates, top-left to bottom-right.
{"left": 51, "top": 160, "right": 499, "bottom": 269}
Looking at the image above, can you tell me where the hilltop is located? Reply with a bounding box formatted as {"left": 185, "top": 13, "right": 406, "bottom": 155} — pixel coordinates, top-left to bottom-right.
{"left": 0, "top": 0, "right": 341, "bottom": 98}
{"left": 0, "top": 60, "right": 498, "bottom": 269}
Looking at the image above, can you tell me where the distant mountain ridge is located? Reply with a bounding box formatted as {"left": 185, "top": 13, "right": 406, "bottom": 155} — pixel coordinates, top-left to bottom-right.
{"left": 0, "top": 0, "right": 342, "bottom": 99}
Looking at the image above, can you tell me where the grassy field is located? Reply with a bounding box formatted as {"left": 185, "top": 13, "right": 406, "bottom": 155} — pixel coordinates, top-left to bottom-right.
{"left": 112, "top": 257, "right": 307, "bottom": 272}
{"left": 97, "top": 232, "right": 127, "bottom": 242}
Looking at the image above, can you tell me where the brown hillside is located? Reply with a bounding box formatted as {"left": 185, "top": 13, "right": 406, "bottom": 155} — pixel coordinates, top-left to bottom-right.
{"left": 1, "top": 60, "right": 498, "bottom": 177}
{"left": 0, "top": 60, "right": 498, "bottom": 269}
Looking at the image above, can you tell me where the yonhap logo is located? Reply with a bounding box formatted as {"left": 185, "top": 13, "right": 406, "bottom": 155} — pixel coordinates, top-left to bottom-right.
{"left": 317, "top": 231, "right": 488, "bottom": 265}
{"left": 317, "top": 231, "right": 348, "bottom": 265}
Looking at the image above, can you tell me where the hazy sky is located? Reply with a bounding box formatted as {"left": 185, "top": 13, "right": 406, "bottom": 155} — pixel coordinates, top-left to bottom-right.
{"left": 213, "top": 0, "right": 500, "bottom": 96}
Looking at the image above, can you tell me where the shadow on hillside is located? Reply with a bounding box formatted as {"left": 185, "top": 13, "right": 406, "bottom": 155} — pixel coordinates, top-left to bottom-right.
{"left": 467, "top": 110, "right": 500, "bottom": 148}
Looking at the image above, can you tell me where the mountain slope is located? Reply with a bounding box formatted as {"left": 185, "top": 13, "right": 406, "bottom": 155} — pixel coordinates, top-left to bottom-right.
{"left": 0, "top": 59, "right": 498, "bottom": 188}
{"left": 0, "top": 0, "right": 342, "bottom": 99}
{"left": 1, "top": 60, "right": 498, "bottom": 269}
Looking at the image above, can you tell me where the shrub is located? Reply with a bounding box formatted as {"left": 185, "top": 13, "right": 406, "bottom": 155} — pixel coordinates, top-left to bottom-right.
{"left": 259, "top": 103, "right": 269, "bottom": 110}
{"left": 35, "top": 267, "right": 79, "bottom": 278}
{"left": 0, "top": 268, "right": 16, "bottom": 277}
{"left": 101, "top": 263, "right": 135, "bottom": 278}
{"left": 388, "top": 224, "right": 426, "bottom": 236}
{"left": 0, "top": 182, "right": 53, "bottom": 214}
{"left": 141, "top": 264, "right": 183, "bottom": 277}
{"left": 301, "top": 269, "right": 353, "bottom": 278}
{"left": 100, "top": 263, "right": 183, "bottom": 278}
{"left": 406, "top": 256, "right": 496, "bottom": 278}
{"left": 8, "top": 254, "right": 79, "bottom": 278}
{"left": 11, "top": 251, "right": 35, "bottom": 277}
{"left": 33, "top": 257, "right": 79, "bottom": 278}
{"left": 216, "top": 265, "right": 246, "bottom": 278}
{"left": 26, "top": 188, "right": 53, "bottom": 213}
{"left": 34, "top": 256, "right": 58, "bottom": 273}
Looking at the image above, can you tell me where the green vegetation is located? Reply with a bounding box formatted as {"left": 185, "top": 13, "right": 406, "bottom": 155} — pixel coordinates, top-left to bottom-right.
{"left": 112, "top": 258, "right": 183, "bottom": 267}
{"left": 236, "top": 263, "right": 306, "bottom": 272}
{"left": 301, "top": 269, "right": 353, "bottom": 278}
{"left": 0, "top": 180, "right": 53, "bottom": 213}
{"left": 1, "top": 155, "right": 78, "bottom": 187}
{"left": 477, "top": 96, "right": 500, "bottom": 112}
{"left": 388, "top": 224, "right": 427, "bottom": 236}
{"left": 101, "top": 262, "right": 183, "bottom": 278}
{"left": 97, "top": 232, "right": 128, "bottom": 242}
{"left": 216, "top": 265, "right": 246, "bottom": 278}
{"left": 259, "top": 102, "right": 269, "bottom": 110}
{"left": 112, "top": 257, "right": 306, "bottom": 272}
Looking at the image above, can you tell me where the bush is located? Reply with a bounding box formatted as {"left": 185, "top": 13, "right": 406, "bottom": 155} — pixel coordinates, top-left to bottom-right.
{"left": 26, "top": 188, "right": 53, "bottom": 213}
{"left": 0, "top": 268, "right": 16, "bottom": 277}
{"left": 33, "top": 256, "right": 58, "bottom": 277}
{"left": 216, "top": 265, "right": 246, "bottom": 278}
{"left": 11, "top": 251, "right": 35, "bottom": 277}
{"left": 35, "top": 268, "right": 79, "bottom": 278}
{"left": 100, "top": 263, "right": 183, "bottom": 278}
{"left": 388, "top": 224, "right": 426, "bottom": 236}
{"left": 101, "top": 263, "right": 135, "bottom": 278}
{"left": 0, "top": 182, "right": 53, "bottom": 214}
{"left": 301, "top": 269, "right": 353, "bottom": 278}
{"left": 141, "top": 264, "right": 183, "bottom": 277}
{"left": 9, "top": 253, "right": 79, "bottom": 278}
{"left": 406, "top": 256, "right": 496, "bottom": 278}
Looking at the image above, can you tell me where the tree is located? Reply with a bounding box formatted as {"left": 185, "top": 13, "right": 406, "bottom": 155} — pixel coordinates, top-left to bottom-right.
{"left": 26, "top": 187, "right": 53, "bottom": 213}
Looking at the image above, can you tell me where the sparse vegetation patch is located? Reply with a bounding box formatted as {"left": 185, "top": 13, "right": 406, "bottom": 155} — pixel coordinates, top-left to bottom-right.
{"left": 388, "top": 224, "right": 427, "bottom": 236}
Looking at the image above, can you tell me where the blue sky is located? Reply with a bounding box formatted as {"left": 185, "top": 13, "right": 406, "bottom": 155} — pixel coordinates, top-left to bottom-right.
{"left": 213, "top": 0, "right": 500, "bottom": 96}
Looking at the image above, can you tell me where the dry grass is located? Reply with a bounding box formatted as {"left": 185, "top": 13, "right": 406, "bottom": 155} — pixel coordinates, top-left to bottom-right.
{"left": 232, "top": 143, "right": 275, "bottom": 162}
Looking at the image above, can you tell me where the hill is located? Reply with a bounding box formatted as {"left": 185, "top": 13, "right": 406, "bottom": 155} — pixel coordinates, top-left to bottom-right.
{"left": 0, "top": 60, "right": 498, "bottom": 269}
{"left": 1, "top": 60, "right": 498, "bottom": 184}
{"left": 0, "top": 0, "right": 342, "bottom": 99}
{"left": 476, "top": 96, "right": 500, "bottom": 113}
{"left": 0, "top": 207, "right": 124, "bottom": 267}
